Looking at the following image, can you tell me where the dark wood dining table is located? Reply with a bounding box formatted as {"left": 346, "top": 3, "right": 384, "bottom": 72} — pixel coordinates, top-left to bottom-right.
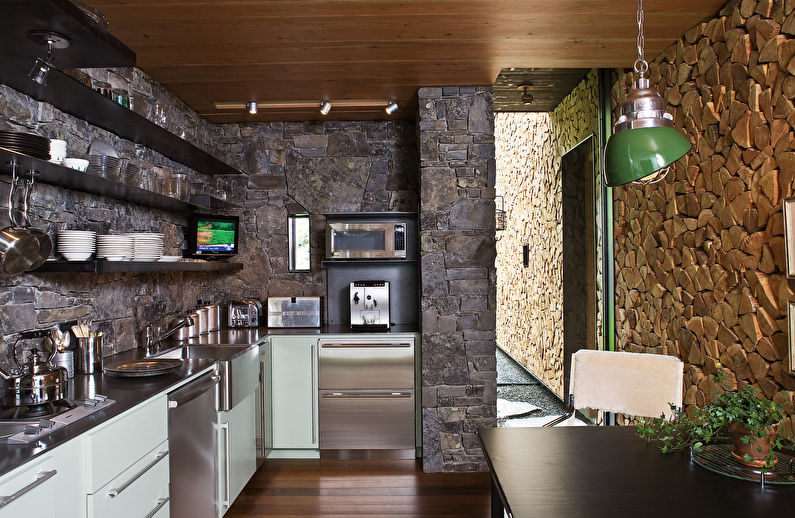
{"left": 478, "top": 426, "right": 794, "bottom": 517}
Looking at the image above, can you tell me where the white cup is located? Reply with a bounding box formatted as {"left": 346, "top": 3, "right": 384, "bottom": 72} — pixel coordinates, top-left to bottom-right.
{"left": 49, "top": 139, "right": 67, "bottom": 164}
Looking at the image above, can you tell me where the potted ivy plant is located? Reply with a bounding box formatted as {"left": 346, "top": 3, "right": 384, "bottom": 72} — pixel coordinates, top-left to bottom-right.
{"left": 637, "top": 365, "right": 788, "bottom": 469}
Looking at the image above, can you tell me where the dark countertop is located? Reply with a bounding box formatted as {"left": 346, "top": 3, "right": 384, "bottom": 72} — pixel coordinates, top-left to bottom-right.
{"left": 170, "top": 324, "right": 419, "bottom": 341}
{"left": 0, "top": 358, "right": 215, "bottom": 478}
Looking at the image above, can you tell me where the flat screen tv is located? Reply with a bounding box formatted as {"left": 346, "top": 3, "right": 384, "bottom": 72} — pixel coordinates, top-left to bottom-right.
{"left": 186, "top": 215, "right": 239, "bottom": 259}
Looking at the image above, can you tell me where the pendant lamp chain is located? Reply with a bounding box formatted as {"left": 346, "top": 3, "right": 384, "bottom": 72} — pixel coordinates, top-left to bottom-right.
{"left": 630, "top": 0, "right": 667, "bottom": 185}
{"left": 634, "top": 0, "right": 648, "bottom": 77}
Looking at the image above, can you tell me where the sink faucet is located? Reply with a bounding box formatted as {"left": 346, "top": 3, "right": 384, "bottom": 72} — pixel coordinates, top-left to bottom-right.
{"left": 142, "top": 316, "right": 194, "bottom": 357}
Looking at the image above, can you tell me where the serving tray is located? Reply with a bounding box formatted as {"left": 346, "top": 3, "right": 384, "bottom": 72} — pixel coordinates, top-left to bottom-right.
{"left": 103, "top": 359, "right": 182, "bottom": 377}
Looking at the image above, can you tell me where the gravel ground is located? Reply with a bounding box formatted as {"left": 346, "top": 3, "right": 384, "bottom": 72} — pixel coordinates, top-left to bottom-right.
{"left": 496, "top": 348, "right": 567, "bottom": 425}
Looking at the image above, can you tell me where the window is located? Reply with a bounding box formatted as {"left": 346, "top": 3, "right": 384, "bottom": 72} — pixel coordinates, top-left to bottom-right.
{"left": 288, "top": 213, "right": 311, "bottom": 272}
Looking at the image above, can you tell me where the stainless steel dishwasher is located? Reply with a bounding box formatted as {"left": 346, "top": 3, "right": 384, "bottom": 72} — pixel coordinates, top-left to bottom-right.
{"left": 168, "top": 371, "right": 220, "bottom": 518}
{"left": 318, "top": 337, "right": 414, "bottom": 451}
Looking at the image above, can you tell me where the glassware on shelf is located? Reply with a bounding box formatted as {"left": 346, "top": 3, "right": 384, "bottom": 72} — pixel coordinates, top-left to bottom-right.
{"left": 111, "top": 88, "right": 130, "bottom": 109}
{"left": 212, "top": 187, "right": 228, "bottom": 201}
{"left": 151, "top": 167, "right": 166, "bottom": 194}
{"left": 190, "top": 182, "right": 209, "bottom": 197}
{"left": 166, "top": 173, "right": 189, "bottom": 201}
{"left": 130, "top": 94, "right": 153, "bottom": 118}
{"left": 93, "top": 81, "right": 112, "bottom": 99}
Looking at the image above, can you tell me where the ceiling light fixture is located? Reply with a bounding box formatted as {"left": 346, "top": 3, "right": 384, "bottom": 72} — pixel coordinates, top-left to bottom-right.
{"left": 603, "top": 0, "right": 691, "bottom": 187}
{"left": 215, "top": 100, "right": 395, "bottom": 112}
{"left": 246, "top": 101, "right": 258, "bottom": 114}
{"left": 319, "top": 101, "right": 332, "bottom": 116}
{"left": 517, "top": 84, "right": 534, "bottom": 105}
{"left": 27, "top": 31, "right": 70, "bottom": 87}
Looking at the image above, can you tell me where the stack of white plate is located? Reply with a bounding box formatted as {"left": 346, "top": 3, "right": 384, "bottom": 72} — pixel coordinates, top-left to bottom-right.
{"left": 125, "top": 233, "right": 164, "bottom": 261}
{"left": 96, "top": 234, "right": 134, "bottom": 261}
{"left": 57, "top": 230, "right": 96, "bottom": 261}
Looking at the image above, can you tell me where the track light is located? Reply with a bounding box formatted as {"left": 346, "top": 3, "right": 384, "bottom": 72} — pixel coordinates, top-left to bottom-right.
{"left": 27, "top": 31, "right": 70, "bottom": 87}
{"left": 29, "top": 57, "right": 52, "bottom": 86}
{"left": 247, "top": 101, "right": 258, "bottom": 114}
{"left": 319, "top": 101, "right": 332, "bottom": 116}
{"left": 385, "top": 102, "right": 399, "bottom": 115}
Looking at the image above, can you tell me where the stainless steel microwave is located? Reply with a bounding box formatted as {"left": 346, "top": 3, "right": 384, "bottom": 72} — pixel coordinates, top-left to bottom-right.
{"left": 326, "top": 222, "right": 407, "bottom": 259}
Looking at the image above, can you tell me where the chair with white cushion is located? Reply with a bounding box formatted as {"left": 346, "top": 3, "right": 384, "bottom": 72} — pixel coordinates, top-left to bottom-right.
{"left": 543, "top": 349, "right": 684, "bottom": 427}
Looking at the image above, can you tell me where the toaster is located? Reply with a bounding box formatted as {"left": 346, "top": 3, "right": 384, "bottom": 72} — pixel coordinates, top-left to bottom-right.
{"left": 227, "top": 300, "right": 262, "bottom": 328}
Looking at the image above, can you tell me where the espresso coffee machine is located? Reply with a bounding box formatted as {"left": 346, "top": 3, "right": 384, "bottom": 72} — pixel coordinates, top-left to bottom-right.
{"left": 349, "top": 280, "right": 391, "bottom": 330}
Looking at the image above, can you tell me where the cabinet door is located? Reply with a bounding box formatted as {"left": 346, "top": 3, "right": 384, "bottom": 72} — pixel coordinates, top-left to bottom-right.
{"left": 218, "top": 391, "right": 257, "bottom": 516}
{"left": 0, "top": 437, "right": 85, "bottom": 518}
{"left": 270, "top": 336, "right": 318, "bottom": 449}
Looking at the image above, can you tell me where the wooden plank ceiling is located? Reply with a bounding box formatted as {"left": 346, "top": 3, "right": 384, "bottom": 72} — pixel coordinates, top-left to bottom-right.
{"left": 82, "top": 0, "right": 726, "bottom": 122}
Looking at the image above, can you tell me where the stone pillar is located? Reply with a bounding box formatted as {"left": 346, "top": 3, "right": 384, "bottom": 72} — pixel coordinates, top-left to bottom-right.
{"left": 418, "top": 87, "right": 497, "bottom": 472}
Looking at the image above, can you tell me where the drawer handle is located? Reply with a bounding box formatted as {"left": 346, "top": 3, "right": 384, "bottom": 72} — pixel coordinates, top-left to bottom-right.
{"left": 222, "top": 422, "right": 231, "bottom": 507}
{"left": 0, "top": 470, "right": 57, "bottom": 508}
{"left": 143, "top": 497, "right": 169, "bottom": 518}
{"left": 320, "top": 342, "right": 411, "bottom": 348}
{"left": 108, "top": 451, "right": 169, "bottom": 498}
{"left": 321, "top": 391, "right": 412, "bottom": 398}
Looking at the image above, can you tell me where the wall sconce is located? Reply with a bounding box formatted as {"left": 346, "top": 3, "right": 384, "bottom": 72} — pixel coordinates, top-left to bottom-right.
{"left": 385, "top": 102, "right": 399, "bottom": 115}
{"left": 319, "top": 101, "right": 332, "bottom": 116}
{"left": 27, "top": 31, "right": 70, "bottom": 86}
{"left": 603, "top": 0, "right": 691, "bottom": 187}
{"left": 246, "top": 101, "right": 258, "bottom": 114}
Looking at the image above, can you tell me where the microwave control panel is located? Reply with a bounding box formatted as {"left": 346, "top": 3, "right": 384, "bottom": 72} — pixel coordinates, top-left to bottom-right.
{"left": 394, "top": 224, "right": 406, "bottom": 251}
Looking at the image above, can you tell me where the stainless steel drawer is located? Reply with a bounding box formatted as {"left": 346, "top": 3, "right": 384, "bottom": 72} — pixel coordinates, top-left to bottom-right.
{"left": 318, "top": 339, "right": 414, "bottom": 390}
{"left": 319, "top": 389, "right": 414, "bottom": 449}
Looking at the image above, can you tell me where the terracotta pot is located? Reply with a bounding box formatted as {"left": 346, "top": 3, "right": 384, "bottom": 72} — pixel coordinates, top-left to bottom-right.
{"left": 727, "top": 422, "right": 779, "bottom": 466}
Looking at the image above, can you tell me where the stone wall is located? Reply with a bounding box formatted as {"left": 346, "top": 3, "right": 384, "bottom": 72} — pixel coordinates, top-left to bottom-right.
{"left": 209, "top": 119, "right": 418, "bottom": 312}
{"left": 612, "top": 0, "right": 795, "bottom": 429}
{"left": 0, "top": 66, "right": 417, "bottom": 368}
{"left": 418, "top": 86, "right": 497, "bottom": 472}
{"left": 494, "top": 71, "right": 600, "bottom": 397}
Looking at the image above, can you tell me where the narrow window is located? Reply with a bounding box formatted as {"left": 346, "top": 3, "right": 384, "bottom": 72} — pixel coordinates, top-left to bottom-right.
{"left": 288, "top": 213, "right": 311, "bottom": 272}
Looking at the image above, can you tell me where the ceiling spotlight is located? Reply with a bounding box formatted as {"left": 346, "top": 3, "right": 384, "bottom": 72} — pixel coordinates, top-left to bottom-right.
{"left": 518, "top": 84, "right": 534, "bottom": 105}
{"left": 319, "top": 101, "right": 332, "bottom": 116}
{"left": 246, "top": 101, "right": 258, "bottom": 114}
{"left": 385, "top": 102, "right": 399, "bottom": 115}
{"left": 27, "top": 31, "right": 70, "bottom": 87}
{"left": 29, "top": 58, "right": 52, "bottom": 86}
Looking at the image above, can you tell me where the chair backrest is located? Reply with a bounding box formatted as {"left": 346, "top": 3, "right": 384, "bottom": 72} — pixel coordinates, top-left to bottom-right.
{"left": 569, "top": 349, "right": 684, "bottom": 419}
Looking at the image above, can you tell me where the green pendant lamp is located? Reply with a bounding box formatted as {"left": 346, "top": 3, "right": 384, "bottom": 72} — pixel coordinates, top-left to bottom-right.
{"left": 604, "top": 0, "right": 692, "bottom": 187}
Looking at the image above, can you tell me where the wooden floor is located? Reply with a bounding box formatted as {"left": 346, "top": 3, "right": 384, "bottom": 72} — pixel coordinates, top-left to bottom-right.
{"left": 226, "top": 458, "right": 492, "bottom": 517}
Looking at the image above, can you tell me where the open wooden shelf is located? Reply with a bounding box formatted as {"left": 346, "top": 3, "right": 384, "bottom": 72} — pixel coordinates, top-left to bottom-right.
{"left": 33, "top": 260, "right": 243, "bottom": 274}
{"left": 0, "top": 148, "right": 238, "bottom": 214}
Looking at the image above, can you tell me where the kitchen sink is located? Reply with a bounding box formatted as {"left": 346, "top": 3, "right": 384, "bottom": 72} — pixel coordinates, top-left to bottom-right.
{"left": 154, "top": 344, "right": 259, "bottom": 411}
{"left": 155, "top": 345, "right": 249, "bottom": 360}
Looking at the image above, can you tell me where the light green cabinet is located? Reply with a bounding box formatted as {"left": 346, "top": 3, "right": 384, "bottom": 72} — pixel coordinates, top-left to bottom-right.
{"left": 218, "top": 391, "right": 257, "bottom": 516}
{"left": 0, "top": 436, "right": 85, "bottom": 517}
{"left": 270, "top": 335, "right": 318, "bottom": 450}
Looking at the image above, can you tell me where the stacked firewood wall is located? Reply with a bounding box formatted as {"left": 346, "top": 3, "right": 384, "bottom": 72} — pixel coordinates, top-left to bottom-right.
{"left": 495, "top": 70, "right": 599, "bottom": 397}
{"left": 612, "top": 0, "right": 795, "bottom": 428}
